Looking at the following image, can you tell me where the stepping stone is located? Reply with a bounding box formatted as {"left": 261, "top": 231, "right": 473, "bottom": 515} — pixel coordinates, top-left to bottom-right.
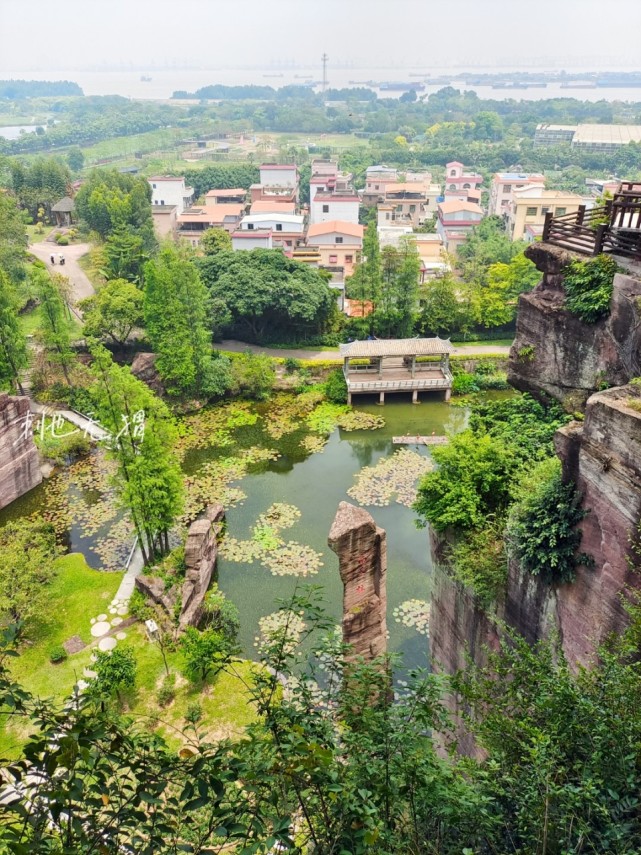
{"left": 108, "top": 608, "right": 116, "bottom": 614}
{"left": 90, "top": 654, "right": 97, "bottom": 663}
{"left": 63, "top": 635, "right": 86, "bottom": 655}
{"left": 98, "top": 637, "right": 117, "bottom": 652}
{"left": 110, "top": 617, "right": 122, "bottom": 626}
{"left": 90, "top": 618, "right": 96, "bottom": 624}
{"left": 116, "top": 632, "right": 127, "bottom": 640}
{"left": 83, "top": 668, "right": 97, "bottom": 679}
{"left": 116, "top": 606, "right": 128, "bottom": 616}
{"left": 90, "top": 621, "right": 111, "bottom": 638}
{"left": 96, "top": 614, "right": 107, "bottom": 622}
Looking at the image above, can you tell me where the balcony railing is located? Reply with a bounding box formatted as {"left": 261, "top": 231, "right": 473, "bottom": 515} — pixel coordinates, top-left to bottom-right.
{"left": 542, "top": 184, "right": 641, "bottom": 260}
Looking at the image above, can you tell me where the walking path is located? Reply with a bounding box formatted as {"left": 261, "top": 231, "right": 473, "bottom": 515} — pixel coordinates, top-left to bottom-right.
{"left": 29, "top": 401, "right": 109, "bottom": 442}
{"left": 218, "top": 339, "right": 511, "bottom": 360}
{"left": 29, "top": 239, "right": 95, "bottom": 310}
{"left": 115, "top": 544, "right": 145, "bottom": 602}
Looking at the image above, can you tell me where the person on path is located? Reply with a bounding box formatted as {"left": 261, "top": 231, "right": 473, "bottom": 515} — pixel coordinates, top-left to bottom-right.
{"left": 50, "top": 254, "right": 55, "bottom": 265}
{"left": 59, "top": 253, "right": 65, "bottom": 265}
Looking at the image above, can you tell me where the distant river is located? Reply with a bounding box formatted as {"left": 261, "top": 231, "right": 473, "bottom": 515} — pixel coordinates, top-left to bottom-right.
{"left": 4, "top": 67, "right": 641, "bottom": 103}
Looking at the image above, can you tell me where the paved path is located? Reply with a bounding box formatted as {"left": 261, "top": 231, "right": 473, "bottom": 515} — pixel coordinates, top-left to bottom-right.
{"left": 218, "top": 339, "right": 511, "bottom": 360}
{"left": 115, "top": 544, "right": 145, "bottom": 602}
{"left": 29, "top": 401, "right": 109, "bottom": 442}
{"left": 29, "top": 240, "right": 95, "bottom": 309}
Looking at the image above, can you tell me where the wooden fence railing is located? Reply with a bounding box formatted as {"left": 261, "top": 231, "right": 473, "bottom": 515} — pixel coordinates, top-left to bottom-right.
{"left": 542, "top": 188, "right": 641, "bottom": 260}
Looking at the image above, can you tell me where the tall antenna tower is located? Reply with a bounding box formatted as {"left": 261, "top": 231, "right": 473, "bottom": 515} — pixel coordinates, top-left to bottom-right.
{"left": 321, "top": 53, "right": 328, "bottom": 93}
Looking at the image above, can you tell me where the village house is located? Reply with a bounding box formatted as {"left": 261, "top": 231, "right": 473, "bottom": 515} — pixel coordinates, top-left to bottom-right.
{"left": 443, "top": 161, "right": 483, "bottom": 202}
{"left": 238, "top": 212, "right": 305, "bottom": 251}
{"left": 204, "top": 188, "right": 247, "bottom": 205}
{"left": 305, "top": 220, "right": 364, "bottom": 278}
{"left": 259, "top": 163, "right": 298, "bottom": 188}
{"left": 151, "top": 205, "right": 178, "bottom": 239}
{"left": 381, "top": 181, "right": 440, "bottom": 228}
{"left": 310, "top": 190, "right": 360, "bottom": 226}
{"left": 412, "top": 233, "right": 449, "bottom": 281}
{"left": 507, "top": 185, "right": 584, "bottom": 241}
{"left": 249, "top": 199, "right": 297, "bottom": 216}
{"left": 231, "top": 231, "right": 273, "bottom": 251}
{"left": 148, "top": 176, "right": 194, "bottom": 214}
{"left": 436, "top": 199, "right": 484, "bottom": 254}
{"left": 489, "top": 172, "right": 546, "bottom": 218}
{"left": 176, "top": 203, "right": 245, "bottom": 246}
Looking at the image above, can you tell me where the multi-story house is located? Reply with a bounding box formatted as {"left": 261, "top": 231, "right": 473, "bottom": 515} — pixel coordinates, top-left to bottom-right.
{"left": 148, "top": 176, "right": 194, "bottom": 214}
{"left": 310, "top": 191, "right": 360, "bottom": 225}
{"left": 305, "top": 221, "right": 364, "bottom": 278}
{"left": 489, "top": 172, "right": 546, "bottom": 218}
{"left": 238, "top": 212, "right": 305, "bottom": 251}
{"left": 508, "top": 186, "right": 584, "bottom": 241}
{"left": 176, "top": 204, "right": 245, "bottom": 246}
{"left": 436, "top": 200, "right": 484, "bottom": 254}
{"left": 204, "top": 188, "right": 247, "bottom": 205}
{"left": 443, "top": 161, "right": 483, "bottom": 201}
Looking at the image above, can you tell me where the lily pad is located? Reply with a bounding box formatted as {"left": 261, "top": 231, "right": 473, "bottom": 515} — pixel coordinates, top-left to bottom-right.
{"left": 347, "top": 448, "right": 433, "bottom": 508}
{"left": 392, "top": 599, "right": 430, "bottom": 637}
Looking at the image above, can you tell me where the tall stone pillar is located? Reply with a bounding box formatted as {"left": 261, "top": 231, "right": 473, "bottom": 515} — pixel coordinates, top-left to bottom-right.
{"left": 328, "top": 501, "right": 387, "bottom": 661}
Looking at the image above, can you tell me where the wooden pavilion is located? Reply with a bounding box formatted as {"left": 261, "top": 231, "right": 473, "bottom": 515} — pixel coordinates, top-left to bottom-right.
{"left": 339, "top": 338, "right": 454, "bottom": 404}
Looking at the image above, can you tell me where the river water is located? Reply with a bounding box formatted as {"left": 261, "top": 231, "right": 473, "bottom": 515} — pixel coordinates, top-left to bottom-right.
{"left": 0, "top": 395, "right": 471, "bottom": 670}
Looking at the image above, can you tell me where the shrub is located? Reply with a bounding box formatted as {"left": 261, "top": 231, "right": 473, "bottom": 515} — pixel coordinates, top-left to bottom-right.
{"left": 49, "top": 646, "right": 67, "bottom": 664}
{"left": 283, "top": 357, "right": 302, "bottom": 375}
{"left": 452, "top": 372, "right": 479, "bottom": 395}
{"left": 229, "top": 352, "right": 276, "bottom": 400}
{"left": 448, "top": 524, "right": 508, "bottom": 609}
{"left": 185, "top": 701, "right": 203, "bottom": 724}
{"left": 128, "top": 588, "right": 153, "bottom": 621}
{"left": 563, "top": 254, "right": 618, "bottom": 323}
{"left": 36, "top": 430, "right": 91, "bottom": 465}
{"left": 156, "top": 673, "right": 176, "bottom": 707}
{"left": 507, "top": 457, "right": 592, "bottom": 584}
{"left": 324, "top": 368, "right": 348, "bottom": 403}
{"left": 55, "top": 234, "right": 69, "bottom": 246}
{"left": 473, "top": 371, "right": 509, "bottom": 391}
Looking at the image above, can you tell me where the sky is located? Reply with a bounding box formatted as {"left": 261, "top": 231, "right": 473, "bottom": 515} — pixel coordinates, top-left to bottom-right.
{"left": 2, "top": 0, "right": 641, "bottom": 73}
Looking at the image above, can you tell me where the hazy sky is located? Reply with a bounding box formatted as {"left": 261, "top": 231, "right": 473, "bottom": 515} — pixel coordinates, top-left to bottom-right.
{"left": 2, "top": 0, "right": 640, "bottom": 72}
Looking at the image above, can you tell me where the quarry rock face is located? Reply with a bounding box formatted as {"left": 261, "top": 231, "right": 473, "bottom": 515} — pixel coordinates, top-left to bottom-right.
{"left": 0, "top": 393, "right": 42, "bottom": 510}
{"left": 509, "top": 245, "right": 641, "bottom": 408}
{"left": 328, "top": 501, "right": 387, "bottom": 661}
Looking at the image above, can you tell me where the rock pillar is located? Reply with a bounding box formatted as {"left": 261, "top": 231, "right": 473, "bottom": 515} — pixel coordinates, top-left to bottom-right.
{"left": 0, "top": 393, "right": 42, "bottom": 510}
{"left": 328, "top": 501, "right": 387, "bottom": 661}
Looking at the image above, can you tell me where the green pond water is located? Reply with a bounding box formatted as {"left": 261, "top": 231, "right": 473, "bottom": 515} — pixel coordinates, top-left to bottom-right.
{"left": 1, "top": 394, "right": 482, "bottom": 670}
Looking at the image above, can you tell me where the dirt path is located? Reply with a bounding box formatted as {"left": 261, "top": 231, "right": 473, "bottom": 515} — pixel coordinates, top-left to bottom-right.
{"left": 29, "top": 240, "right": 95, "bottom": 309}
{"left": 218, "top": 339, "right": 511, "bottom": 361}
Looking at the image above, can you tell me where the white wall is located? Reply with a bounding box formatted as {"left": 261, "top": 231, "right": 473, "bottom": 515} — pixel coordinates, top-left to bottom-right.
{"left": 232, "top": 234, "right": 273, "bottom": 251}
{"left": 259, "top": 167, "right": 298, "bottom": 187}
{"left": 149, "top": 179, "right": 189, "bottom": 214}
{"left": 310, "top": 199, "right": 360, "bottom": 225}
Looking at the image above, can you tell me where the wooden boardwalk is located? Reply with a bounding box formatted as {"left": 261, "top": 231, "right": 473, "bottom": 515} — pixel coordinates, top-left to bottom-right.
{"left": 392, "top": 435, "right": 448, "bottom": 445}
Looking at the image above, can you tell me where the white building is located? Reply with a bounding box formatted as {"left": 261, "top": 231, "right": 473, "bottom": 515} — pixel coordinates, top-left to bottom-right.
{"left": 148, "top": 177, "right": 194, "bottom": 215}
{"left": 239, "top": 213, "right": 305, "bottom": 235}
{"left": 310, "top": 192, "right": 360, "bottom": 226}
{"left": 259, "top": 164, "right": 298, "bottom": 188}
{"left": 232, "top": 231, "right": 273, "bottom": 251}
{"left": 489, "top": 172, "right": 546, "bottom": 218}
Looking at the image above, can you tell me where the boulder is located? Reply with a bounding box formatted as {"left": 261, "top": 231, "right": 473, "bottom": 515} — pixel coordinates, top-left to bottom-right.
{"left": 131, "top": 352, "right": 166, "bottom": 396}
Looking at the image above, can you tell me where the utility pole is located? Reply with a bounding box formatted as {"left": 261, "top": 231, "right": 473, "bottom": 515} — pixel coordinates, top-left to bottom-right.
{"left": 321, "top": 53, "right": 328, "bottom": 94}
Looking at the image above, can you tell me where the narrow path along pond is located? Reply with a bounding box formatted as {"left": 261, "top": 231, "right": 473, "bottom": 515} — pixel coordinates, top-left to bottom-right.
{"left": 1, "top": 394, "right": 478, "bottom": 670}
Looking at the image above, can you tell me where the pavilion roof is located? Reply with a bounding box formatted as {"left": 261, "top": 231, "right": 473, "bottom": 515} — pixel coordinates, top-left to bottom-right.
{"left": 339, "top": 338, "right": 453, "bottom": 358}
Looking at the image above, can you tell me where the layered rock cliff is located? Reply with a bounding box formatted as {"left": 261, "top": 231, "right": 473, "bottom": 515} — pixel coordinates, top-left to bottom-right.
{"left": 0, "top": 393, "right": 42, "bottom": 510}
{"left": 431, "top": 245, "right": 641, "bottom": 748}
{"left": 508, "top": 244, "right": 641, "bottom": 408}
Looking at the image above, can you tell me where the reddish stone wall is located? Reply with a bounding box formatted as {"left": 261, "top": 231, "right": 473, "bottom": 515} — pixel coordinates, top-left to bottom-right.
{"left": 328, "top": 501, "right": 387, "bottom": 661}
{"left": 0, "top": 393, "right": 42, "bottom": 510}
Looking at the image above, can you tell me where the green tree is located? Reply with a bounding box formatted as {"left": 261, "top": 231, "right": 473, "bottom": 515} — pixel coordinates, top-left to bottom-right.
{"left": 229, "top": 351, "right": 275, "bottom": 400}
{"left": 33, "top": 267, "right": 74, "bottom": 384}
{"left": 0, "top": 193, "right": 29, "bottom": 286}
{"left": 144, "top": 245, "right": 227, "bottom": 399}
{"left": 198, "top": 250, "right": 335, "bottom": 343}
{"left": 414, "top": 430, "right": 517, "bottom": 533}
{"left": 66, "top": 146, "right": 85, "bottom": 172}
{"left": 199, "top": 227, "right": 232, "bottom": 256}
{"left": 80, "top": 278, "right": 144, "bottom": 346}
{"left": 0, "top": 520, "right": 60, "bottom": 627}
{"left": 418, "top": 272, "right": 461, "bottom": 336}
{"left": 104, "top": 222, "right": 147, "bottom": 283}
{"left": 180, "top": 626, "right": 237, "bottom": 684}
{"left": 92, "top": 647, "right": 136, "bottom": 704}
{"left": 0, "top": 269, "right": 28, "bottom": 392}
{"left": 90, "top": 344, "right": 184, "bottom": 563}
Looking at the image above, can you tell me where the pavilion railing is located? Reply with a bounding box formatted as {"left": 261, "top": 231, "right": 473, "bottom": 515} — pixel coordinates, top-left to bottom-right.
{"left": 542, "top": 185, "right": 641, "bottom": 260}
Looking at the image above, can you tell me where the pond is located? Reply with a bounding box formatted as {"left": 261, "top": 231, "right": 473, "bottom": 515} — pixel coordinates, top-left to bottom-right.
{"left": 0, "top": 394, "right": 474, "bottom": 670}
{"left": 0, "top": 125, "right": 39, "bottom": 140}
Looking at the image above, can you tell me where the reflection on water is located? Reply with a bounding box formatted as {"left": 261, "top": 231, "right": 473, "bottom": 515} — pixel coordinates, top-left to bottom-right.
{"left": 0, "top": 395, "right": 477, "bottom": 670}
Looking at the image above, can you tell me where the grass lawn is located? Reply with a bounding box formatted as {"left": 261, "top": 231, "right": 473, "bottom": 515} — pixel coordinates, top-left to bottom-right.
{"left": 0, "top": 553, "right": 258, "bottom": 758}
{"left": 18, "top": 305, "right": 83, "bottom": 339}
